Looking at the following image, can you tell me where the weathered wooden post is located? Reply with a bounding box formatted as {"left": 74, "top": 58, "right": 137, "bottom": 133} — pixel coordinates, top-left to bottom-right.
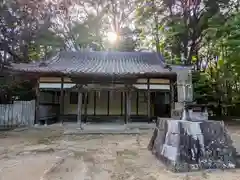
{"left": 147, "top": 78, "right": 151, "bottom": 123}
{"left": 77, "top": 85, "right": 83, "bottom": 129}
{"left": 125, "top": 88, "right": 131, "bottom": 124}
{"left": 35, "top": 78, "right": 40, "bottom": 125}
{"left": 60, "top": 77, "right": 64, "bottom": 124}
{"left": 83, "top": 91, "right": 88, "bottom": 123}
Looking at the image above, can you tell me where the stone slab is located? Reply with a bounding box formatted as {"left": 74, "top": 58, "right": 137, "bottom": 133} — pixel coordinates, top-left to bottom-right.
{"left": 63, "top": 128, "right": 140, "bottom": 135}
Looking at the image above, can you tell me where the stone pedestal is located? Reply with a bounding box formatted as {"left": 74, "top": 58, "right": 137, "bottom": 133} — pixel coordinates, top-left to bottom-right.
{"left": 148, "top": 119, "right": 237, "bottom": 172}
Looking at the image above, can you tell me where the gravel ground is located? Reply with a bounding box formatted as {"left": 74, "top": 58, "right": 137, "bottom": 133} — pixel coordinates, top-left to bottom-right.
{"left": 0, "top": 125, "right": 240, "bottom": 180}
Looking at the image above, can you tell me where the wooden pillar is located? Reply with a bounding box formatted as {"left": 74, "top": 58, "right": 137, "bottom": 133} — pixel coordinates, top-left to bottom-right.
{"left": 93, "top": 91, "right": 96, "bottom": 116}
{"left": 84, "top": 92, "right": 88, "bottom": 123}
{"left": 170, "top": 80, "right": 175, "bottom": 117}
{"left": 107, "top": 91, "right": 110, "bottom": 115}
{"left": 35, "top": 79, "right": 40, "bottom": 125}
{"left": 136, "top": 91, "right": 139, "bottom": 115}
{"left": 121, "top": 92, "right": 123, "bottom": 116}
{"left": 125, "top": 88, "right": 131, "bottom": 124}
{"left": 124, "top": 91, "right": 127, "bottom": 124}
{"left": 60, "top": 77, "right": 64, "bottom": 124}
{"left": 51, "top": 91, "right": 55, "bottom": 103}
{"left": 147, "top": 78, "right": 151, "bottom": 123}
{"left": 128, "top": 90, "right": 132, "bottom": 122}
{"left": 77, "top": 87, "right": 83, "bottom": 129}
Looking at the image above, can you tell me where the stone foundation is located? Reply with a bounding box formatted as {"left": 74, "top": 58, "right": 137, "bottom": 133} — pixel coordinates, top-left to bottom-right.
{"left": 148, "top": 119, "right": 237, "bottom": 172}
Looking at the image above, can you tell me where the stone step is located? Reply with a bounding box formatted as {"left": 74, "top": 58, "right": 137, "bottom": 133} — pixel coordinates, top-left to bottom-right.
{"left": 64, "top": 128, "right": 140, "bottom": 135}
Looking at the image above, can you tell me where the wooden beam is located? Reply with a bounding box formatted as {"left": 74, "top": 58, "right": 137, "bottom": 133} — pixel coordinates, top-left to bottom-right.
{"left": 35, "top": 79, "right": 40, "bottom": 125}
{"left": 40, "top": 77, "right": 72, "bottom": 83}
{"left": 81, "top": 86, "right": 129, "bottom": 91}
{"left": 147, "top": 78, "right": 151, "bottom": 122}
{"left": 77, "top": 87, "right": 83, "bottom": 129}
{"left": 71, "top": 77, "right": 137, "bottom": 85}
{"left": 60, "top": 77, "right": 64, "bottom": 124}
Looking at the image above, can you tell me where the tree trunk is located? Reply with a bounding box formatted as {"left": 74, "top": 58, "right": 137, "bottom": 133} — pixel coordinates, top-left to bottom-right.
{"left": 154, "top": 15, "right": 160, "bottom": 53}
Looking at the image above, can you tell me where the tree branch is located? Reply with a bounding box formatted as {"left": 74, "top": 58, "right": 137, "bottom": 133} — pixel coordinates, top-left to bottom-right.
{"left": 0, "top": 40, "right": 23, "bottom": 63}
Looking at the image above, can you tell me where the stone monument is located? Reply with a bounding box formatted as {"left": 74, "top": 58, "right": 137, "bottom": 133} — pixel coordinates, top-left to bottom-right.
{"left": 148, "top": 70, "right": 237, "bottom": 172}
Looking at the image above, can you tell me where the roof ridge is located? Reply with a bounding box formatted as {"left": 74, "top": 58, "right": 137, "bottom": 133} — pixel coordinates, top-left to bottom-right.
{"left": 56, "top": 50, "right": 158, "bottom": 54}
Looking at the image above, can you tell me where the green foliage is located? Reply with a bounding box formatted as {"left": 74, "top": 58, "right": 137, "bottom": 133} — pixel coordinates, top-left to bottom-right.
{"left": 0, "top": 0, "right": 63, "bottom": 62}
{"left": 117, "top": 27, "right": 139, "bottom": 51}
{"left": 0, "top": 76, "right": 35, "bottom": 103}
{"left": 68, "top": 15, "right": 104, "bottom": 50}
{"left": 136, "top": 0, "right": 240, "bottom": 117}
{"left": 193, "top": 11, "right": 240, "bottom": 115}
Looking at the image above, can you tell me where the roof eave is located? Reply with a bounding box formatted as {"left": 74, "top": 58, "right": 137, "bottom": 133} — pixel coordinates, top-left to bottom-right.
{"left": 6, "top": 69, "right": 177, "bottom": 80}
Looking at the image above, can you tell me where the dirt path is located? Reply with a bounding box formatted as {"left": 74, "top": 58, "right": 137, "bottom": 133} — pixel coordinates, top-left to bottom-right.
{"left": 0, "top": 126, "right": 240, "bottom": 180}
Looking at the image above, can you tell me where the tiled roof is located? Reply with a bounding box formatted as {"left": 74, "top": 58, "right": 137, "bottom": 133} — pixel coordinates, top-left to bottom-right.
{"left": 10, "top": 51, "right": 176, "bottom": 77}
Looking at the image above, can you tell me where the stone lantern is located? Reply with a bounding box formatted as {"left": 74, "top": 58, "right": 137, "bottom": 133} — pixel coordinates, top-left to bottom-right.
{"left": 178, "top": 70, "right": 194, "bottom": 120}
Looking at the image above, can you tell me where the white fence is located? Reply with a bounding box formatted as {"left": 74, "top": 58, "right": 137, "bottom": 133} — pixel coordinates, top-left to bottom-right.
{"left": 0, "top": 100, "right": 35, "bottom": 128}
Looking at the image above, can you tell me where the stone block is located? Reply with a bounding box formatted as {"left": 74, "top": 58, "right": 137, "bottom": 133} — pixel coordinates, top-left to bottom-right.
{"left": 148, "top": 119, "right": 237, "bottom": 172}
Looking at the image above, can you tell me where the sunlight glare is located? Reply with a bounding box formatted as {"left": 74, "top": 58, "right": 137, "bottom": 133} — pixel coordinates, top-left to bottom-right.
{"left": 107, "top": 32, "right": 118, "bottom": 43}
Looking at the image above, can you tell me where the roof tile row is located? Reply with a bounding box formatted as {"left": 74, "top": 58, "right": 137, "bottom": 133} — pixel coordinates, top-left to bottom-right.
{"left": 10, "top": 51, "right": 175, "bottom": 77}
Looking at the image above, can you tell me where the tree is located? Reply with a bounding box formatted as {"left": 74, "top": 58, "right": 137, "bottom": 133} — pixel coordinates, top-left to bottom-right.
{"left": 136, "top": 0, "right": 165, "bottom": 53}
{"left": 136, "top": 0, "right": 240, "bottom": 117}
{"left": 51, "top": 0, "right": 107, "bottom": 51}
{"left": 0, "top": 0, "right": 63, "bottom": 62}
{"left": 193, "top": 9, "right": 240, "bottom": 116}
{"left": 137, "top": 0, "right": 231, "bottom": 67}
{"left": 103, "top": 0, "right": 139, "bottom": 51}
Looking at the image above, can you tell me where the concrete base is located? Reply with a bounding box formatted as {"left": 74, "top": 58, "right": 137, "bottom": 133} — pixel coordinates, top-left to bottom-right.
{"left": 148, "top": 119, "right": 237, "bottom": 172}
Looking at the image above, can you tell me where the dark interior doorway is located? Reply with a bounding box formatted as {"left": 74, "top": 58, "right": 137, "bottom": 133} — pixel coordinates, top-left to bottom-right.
{"left": 151, "top": 91, "right": 170, "bottom": 117}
